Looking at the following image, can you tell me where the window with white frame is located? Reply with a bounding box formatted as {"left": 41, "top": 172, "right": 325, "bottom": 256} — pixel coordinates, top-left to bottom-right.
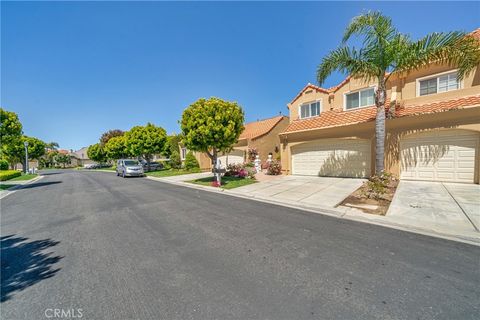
{"left": 419, "top": 71, "right": 459, "bottom": 96}
{"left": 299, "top": 101, "right": 320, "bottom": 119}
{"left": 345, "top": 87, "right": 375, "bottom": 110}
{"left": 181, "top": 147, "right": 187, "bottom": 160}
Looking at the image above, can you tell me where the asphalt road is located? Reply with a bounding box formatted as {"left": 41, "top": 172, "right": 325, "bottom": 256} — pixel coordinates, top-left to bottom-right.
{"left": 1, "top": 170, "right": 479, "bottom": 320}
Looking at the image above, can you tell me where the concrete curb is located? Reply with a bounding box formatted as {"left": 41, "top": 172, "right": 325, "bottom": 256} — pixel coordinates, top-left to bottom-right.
{"left": 0, "top": 175, "right": 45, "bottom": 200}
{"left": 145, "top": 175, "right": 480, "bottom": 246}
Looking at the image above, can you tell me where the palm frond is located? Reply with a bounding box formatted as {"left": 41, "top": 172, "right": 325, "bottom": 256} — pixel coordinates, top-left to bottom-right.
{"left": 342, "top": 11, "right": 397, "bottom": 47}
{"left": 395, "top": 31, "right": 480, "bottom": 80}
{"left": 316, "top": 46, "right": 380, "bottom": 85}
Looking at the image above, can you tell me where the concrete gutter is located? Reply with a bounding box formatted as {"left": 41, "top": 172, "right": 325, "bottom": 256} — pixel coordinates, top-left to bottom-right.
{"left": 0, "top": 175, "right": 45, "bottom": 200}
{"left": 145, "top": 175, "right": 480, "bottom": 247}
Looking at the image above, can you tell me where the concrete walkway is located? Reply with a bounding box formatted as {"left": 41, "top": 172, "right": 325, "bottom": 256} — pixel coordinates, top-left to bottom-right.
{"left": 386, "top": 181, "right": 480, "bottom": 235}
{"left": 229, "top": 175, "right": 365, "bottom": 208}
{"left": 147, "top": 171, "right": 212, "bottom": 182}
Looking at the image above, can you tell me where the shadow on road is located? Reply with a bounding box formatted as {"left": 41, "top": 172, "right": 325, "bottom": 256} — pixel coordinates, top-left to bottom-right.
{"left": 18, "top": 181, "right": 62, "bottom": 190}
{"left": 1, "top": 235, "right": 63, "bottom": 302}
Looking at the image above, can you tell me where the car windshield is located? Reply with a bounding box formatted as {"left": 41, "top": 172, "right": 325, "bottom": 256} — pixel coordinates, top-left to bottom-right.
{"left": 124, "top": 160, "right": 139, "bottom": 166}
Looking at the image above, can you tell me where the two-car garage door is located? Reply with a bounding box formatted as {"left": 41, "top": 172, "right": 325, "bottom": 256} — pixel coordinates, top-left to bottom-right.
{"left": 292, "top": 139, "right": 371, "bottom": 178}
{"left": 400, "top": 130, "right": 479, "bottom": 183}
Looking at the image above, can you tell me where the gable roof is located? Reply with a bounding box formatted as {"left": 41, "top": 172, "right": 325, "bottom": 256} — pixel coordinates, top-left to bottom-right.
{"left": 282, "top": 94, "right": 480, "bottom": 134}
{"left": 239, "top": 115, "right": 287, "bottom": 140}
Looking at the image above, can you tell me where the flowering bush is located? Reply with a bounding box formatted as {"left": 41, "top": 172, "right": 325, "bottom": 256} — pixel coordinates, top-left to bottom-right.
{"left": 238, "top": 169, "right": 248, "bottom": 178}
{"left": 224, "top": 163, "right": 243, "bottom": 176}
{"left": 266, "top": 160, "right": 282, "bottom": 175}
{"left": 224, "top": 163, "right": 256, "bottom": 179}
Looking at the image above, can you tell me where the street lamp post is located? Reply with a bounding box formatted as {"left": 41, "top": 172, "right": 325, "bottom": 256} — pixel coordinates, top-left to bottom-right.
{"left": 24, "top": 141, "right": 29, "bottom": 174}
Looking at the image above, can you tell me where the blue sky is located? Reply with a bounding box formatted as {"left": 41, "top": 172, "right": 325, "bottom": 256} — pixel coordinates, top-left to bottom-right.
{"left": 2, "top": 1, "right": 479, "bottom": 150}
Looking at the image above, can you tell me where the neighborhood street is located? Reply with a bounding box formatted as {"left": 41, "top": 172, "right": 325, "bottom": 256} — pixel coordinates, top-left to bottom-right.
{"left": 1, "top": 170, "right": 479, "bottom": 320}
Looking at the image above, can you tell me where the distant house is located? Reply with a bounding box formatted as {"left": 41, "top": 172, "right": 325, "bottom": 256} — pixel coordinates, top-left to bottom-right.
{"left": 69, "top": 147, "right": 94, "bottom": 167}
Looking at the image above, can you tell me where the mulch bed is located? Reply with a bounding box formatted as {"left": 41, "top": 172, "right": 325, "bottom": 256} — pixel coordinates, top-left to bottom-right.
{"left": 339, "top": 179, "right": 399, "bottom": 215}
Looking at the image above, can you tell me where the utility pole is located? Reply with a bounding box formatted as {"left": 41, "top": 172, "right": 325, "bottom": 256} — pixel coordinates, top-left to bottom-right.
{"left": 24, "top": 141, "right": 29, "bottom": 174}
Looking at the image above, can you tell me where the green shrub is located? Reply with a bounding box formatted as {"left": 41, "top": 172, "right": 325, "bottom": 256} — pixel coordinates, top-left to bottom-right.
{"left": 362, "top": 171, "right": 394, "bottom": 200}
{"left": 0, "top": 159, "right": 9, "bottom": 170}
{"left": 0, "top": 170, "right": 21, "bottom": 181}
{"left": 184, "top": 151, "right": 199, "bottom": 171}
{"left": 170, "top": 150, "right": 182, "bottom": 169}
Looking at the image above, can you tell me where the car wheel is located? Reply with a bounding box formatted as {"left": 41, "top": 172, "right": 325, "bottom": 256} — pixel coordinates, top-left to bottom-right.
{"left": 116, "top": 171, "right": 119, "bottom": 176}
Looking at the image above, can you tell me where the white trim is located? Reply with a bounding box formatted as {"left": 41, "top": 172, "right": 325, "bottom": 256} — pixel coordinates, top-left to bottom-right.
{"left": 298, "top": 99, "right": 322, "bottom": 119}
{"left": 343, "top": 86, "right": 376, "bottom": 111}
{"left": 415, "top": 69, "right": 462, "bottom": 97}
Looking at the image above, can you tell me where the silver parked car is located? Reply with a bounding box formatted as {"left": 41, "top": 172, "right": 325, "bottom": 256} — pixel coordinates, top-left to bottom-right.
{"left": 116, "top": 159, "right": 144, "bottom": 178}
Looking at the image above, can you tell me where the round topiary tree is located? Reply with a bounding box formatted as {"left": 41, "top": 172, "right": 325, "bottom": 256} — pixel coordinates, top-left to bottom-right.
{"left": 125, "top": 123, "right": 167, "bottom": 171}
{"left": 180, "top": 97, "right": 244, "bottom": 182}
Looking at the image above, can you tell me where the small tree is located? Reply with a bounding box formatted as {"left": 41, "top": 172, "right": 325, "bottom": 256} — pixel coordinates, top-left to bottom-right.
{"left": 184, "top": 151, "right": 199, "bottom": 171}
{"left": 125, "top": 123, "right": 167, "bottom": 171}
{"left": 55, "top": 153, "right": 71, "bottom": 168}
{"left": 0, "top": 108, "right": 23, "bottom": 146}
{"left": 169, "top": 150, "right": 182, "bottom": 169}
{"left": 100, "top": 129, "right": 124, "bottom": 146}
{"left": 104, "top": 135, "right": 129, "bottom": 161}
{"left": 87, "top": 143, "right": 106, "bottom": 163}
{"left": 181, "top": 97, "right": 244, "bottom": 182}
{"left": 2, "top": 136, "right": 46, "bottom": 172}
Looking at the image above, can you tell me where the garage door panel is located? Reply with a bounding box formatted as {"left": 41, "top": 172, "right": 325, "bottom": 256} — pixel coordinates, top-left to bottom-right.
{"left": 292, "top": 139, "right": 371, "bottom": 178}
{"left": 400, "top": 130, "right": 478, "bottom": 183}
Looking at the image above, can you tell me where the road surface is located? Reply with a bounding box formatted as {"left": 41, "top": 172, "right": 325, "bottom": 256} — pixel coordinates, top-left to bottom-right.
{"left": 1, "top": 170, "right": 479, "bottom": 319}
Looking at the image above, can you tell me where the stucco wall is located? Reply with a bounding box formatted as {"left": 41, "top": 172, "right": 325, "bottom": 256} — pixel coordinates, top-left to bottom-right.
{"left": 249, "top": 117, "right": 290, "bottom": 162}
{"left": 281, "top": 107, "right": 480, "bottom": 183}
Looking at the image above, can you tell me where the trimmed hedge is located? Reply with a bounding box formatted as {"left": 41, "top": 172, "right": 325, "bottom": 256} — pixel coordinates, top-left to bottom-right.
{"left": 0, "top": 170, "right": 21, "bottom": 181}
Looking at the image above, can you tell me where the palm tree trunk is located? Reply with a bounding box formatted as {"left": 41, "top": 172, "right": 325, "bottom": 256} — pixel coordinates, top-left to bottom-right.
{"left": 375, "top": 80, "right": 386, "bottom": 174}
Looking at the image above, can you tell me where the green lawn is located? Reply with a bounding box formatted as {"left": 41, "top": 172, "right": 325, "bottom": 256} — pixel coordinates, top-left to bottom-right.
{"left": 146, "top": 168, "right": 201, "bottom": 178}
{"left": 0, "top": 184, "right": 15, "bottom": 191}
{"left": 8, "top": 174, "right": 38, "bottom": 181}
{"left": 188, "top": 176, "right": 257, "bottom": 190}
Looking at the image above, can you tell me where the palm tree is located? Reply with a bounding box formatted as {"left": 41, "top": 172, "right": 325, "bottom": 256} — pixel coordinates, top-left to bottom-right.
{"left": 317, "top": 11, "right": 480, "bottom": 174}
{"left": 45, "top": 141, "right": 59, "bottom": 152}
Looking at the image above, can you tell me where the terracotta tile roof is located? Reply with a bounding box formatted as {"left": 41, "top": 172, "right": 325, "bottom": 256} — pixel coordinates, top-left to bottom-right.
{"left": 282, "top": 95, "right": 480, "bottom": 134}
{"left": 239, "top": 115, "right": 287, "bottom": 140}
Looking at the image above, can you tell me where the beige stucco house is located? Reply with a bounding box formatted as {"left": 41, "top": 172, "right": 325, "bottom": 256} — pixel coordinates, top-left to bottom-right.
{"left": 182, "top": 115, "right": 289, "bottom": 171}
{"left": 280, "top": 29, "right": 480, "bottom": 184}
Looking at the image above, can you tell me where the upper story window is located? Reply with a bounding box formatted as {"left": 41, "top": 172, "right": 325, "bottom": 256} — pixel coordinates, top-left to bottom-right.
{"left": 345, "top": 87, "right": 375, "bottom": 110}
{"left": 418, "top": 71, "right": 459, "bottom": 96}
{"left": 299, "top": 101, "right": 320, "bottom": 119}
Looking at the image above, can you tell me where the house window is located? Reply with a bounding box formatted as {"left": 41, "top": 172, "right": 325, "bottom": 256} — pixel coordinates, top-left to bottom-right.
{"left": 299, "top": 101, "right": 320, "bottom": 119}
{"left": 345, "top": 87, "right": 375, "bottom": 110}
{"left": 181, "top": 147, "right": 187, "bottom": 160}
{"left": 419, "top": 71, "right": 459, "bottom": 96}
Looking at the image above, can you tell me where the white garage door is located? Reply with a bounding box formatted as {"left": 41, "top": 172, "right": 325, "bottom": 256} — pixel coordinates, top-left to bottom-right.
{"left": 292, "top": 139, "right": 371, "bottom": 177}
{"left": 218, "top": 149, "right": 244, "bottom": 167}
{"left": 400, "top": 130, "right": 479, "bottom": 183}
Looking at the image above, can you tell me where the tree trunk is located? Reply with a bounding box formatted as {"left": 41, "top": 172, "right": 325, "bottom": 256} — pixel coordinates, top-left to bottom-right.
{"left": 374, "top": 79, "right": 387, "bottom": 175}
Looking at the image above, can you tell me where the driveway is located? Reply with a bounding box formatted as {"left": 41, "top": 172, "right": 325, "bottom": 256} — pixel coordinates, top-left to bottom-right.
{"left": 2, "top": 170, "right": 479, "bottom": 319}
{"left": 386, "top": 181, "right": 480, "bottom": 235}
{"left": 230, "top": 175, "right": 364, "bottom": 208}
